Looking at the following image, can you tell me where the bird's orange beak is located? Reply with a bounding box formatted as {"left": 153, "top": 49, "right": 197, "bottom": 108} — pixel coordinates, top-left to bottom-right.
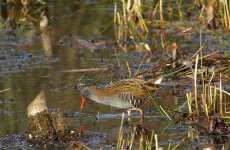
{"left": 80, "top": 96, "right": 86, "bottom": 111}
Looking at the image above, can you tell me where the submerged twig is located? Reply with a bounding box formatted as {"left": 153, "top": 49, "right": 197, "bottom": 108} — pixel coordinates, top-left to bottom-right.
{"left": 0, "top": 88, "right": 11, "bottom": 93}
{"left": 61, "top": 68, "right": 107, "bottom": 73}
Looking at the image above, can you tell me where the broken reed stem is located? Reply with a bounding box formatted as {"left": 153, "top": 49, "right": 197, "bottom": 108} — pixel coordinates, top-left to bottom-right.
{"left": 209, "top": 71, "right": 215, "bottom": 85}
{"left": 116, "top": 12, "right": 121, "bottom": 41}
{"left": 128, "top": 127, "right": 136, "bottom": 150}
{"left": 219, "top": 74, "right": 223, "bottom": 116}
{"left": 206, "top": 84, "right": 211, "bottom": 109}
{"left": 192, "top": 46, "right": 203, "bottom": 58}
{"left": 199, "top": 4, "right": 205, "bottom": 18}
{"left": 159, "top": 0, "right": 163, "bottom": 21}
{"left": 209, "top": 85, "right": 213, "bottom": 110}
{"left": 224, "top": 0, "right": 230, "bottom": 28}
{"left": 155, "top": 134, "right": 158, "bottom": 150}
{"left": 117, "top": 112, "right": 125, "bottom": 150}
{"left": 172, "top": 138, "right": 185, "bottom": 150}
{"left": 127, "top": 0, "right": 131, "bottom": 10}
{"left": 213, "top": 85, "right": 217, "bottom": 114}
{"left": 199, "top": 30, "right": 205, "bottom": 96}
{"left": 224, "top": 93, "right": 228, "bottom": 114}
{"left": 114, "top": 2, "right": 117, "bottom": 23}
{"left": 126, "top": 60, "right": 132, "bottom": 77}
{"left": 151, "top": 1, "right": 160, "bottom": 19}
{"left": 139, "top": 133, "right": 144, "bottom": 150}
{"left": 0, "top": 88, "right": 11, "bottom": 93}
{"left": 61, "top": 68, "right": 107, "bottom": 73}
{"left": 177, "top": 0, "right": 183, "bottom": 19}
{"left": 115, "top": 0, "right": 149, "bottom": 53}
{"left": 148, "top": 90, "right": 166, "bottom": 118}
{"left": 194, "top": 54, "right": 199, "bottom": 116}
{"left": 122, "top": 1, "right": 127, "bottom": 25}
{"left": 201, "top": 94, "right": 209, "bottom": 119}
{"left": 220, "top": 1, "right": 224, "bottom": 27}
{"left": 138, "top": 12, "right": 148, "bottom": 32}
{"left": 132, "top": 0, "right": 148, "bottom": 32}
{"left": 186, "top": 92, "right": 192, "bottom": 115}
{"left": 221, "top": 0, "right": 230, "bottom": 29}
{"left": 114, "top": 2, "right": 118, "bottom": 40}
{"left": 160, "top": 105, "right": 172, "bottom": 120}
{"left": 147, "top": 130, "right": 154, "bottom": 149}
{"left": 210, "top": 85, "right": 230, "bottom": 96}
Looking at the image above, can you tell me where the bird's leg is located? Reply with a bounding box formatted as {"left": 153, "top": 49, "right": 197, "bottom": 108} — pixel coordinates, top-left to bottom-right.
{"left": 136, "top": 108, "right": 144, "bottom": 122}
{"left": 127, "top": 108, "right": 144, "bottom": 122}
{"left": 127, "top": 109, "right": 132, "bottom": 122}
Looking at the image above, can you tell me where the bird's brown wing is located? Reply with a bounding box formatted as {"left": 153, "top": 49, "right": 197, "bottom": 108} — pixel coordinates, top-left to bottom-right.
{"left": 105, "top": 79, "right": 150, "bottom": 100}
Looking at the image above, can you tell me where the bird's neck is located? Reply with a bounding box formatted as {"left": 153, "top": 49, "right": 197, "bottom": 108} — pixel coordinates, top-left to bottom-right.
{"left": 86, "top": 86, "right": 106, "bottom": 103}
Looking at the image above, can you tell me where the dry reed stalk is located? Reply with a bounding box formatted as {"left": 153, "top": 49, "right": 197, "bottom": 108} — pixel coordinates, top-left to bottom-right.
{"left": 122, "top": 1, "right": 127, "bottom": 25}
{"left": 192, "top": 46, "right": 203, "bottom": 58}
{"left": 224, "top": 93, "right": 228, "bottom": 114}
{"left": 199, "top": 4, "right": 205, "bottom": 18}
{"left": 117, "top": 113, "right": 124, "bottom": 149}
{"left": 139, "top": 133, "right": 144, "bottom": 150}
{"left": 128, "top": 127, "right": 136, "bottom": 150}
{"left": 154, "top": 134, "right": 158, "bottom": 150}
{"left": 172, "top": 138, "right": 185, "bottom": 150}
{"left": 148, "top": 131, "right": 154, "bottom": 149}
{"left": 224, "top": 0, "right": 230, "bottom": 28}
{"left": 115, "top": 0, "right": 149, "bottom": 53}
{"left": 210, "top": 85, "right": 230, "bottom": 96}
{"left": 159, "top": 0, "right": 163, "bottom": 21}
{"left": 206, "top": 84, "right": 209, "bottom": 106}
{"left": 209, "top": 71, "right": 215, "bottom": 85}
{"left": 201, "top": 94, "right": 209, "bottom": 119}
{"left": 220, "top": 0, "right": 230, "bottom": 29}
{"left": 209, "top": 85, "right": 213, "bottom": 110}
{"left": 213, "top": 85, "right": 217, "bottom": 113}
{"left": 219, "top": 74, "right": 223, "bottom": 116}
{"left": 126, "top": 60, "right": 132, "bottom": 77}
{"left": 186, "top": 92, "right": 193, "bottom": 115}
{"left": 61, "top": 68, "right": 107, "bottom": 73}
{"left": 206, "top": 84, "right": 211, "bottom": 108}
{"left": 160, "top": 105, "right": 172, "bottom": 120}
{"left": 116, "top": 12, "right": 121, "bottom": 40}
{"left": 181, "top": 27, "right": 192, "bottom": 33}
{"left": 227, "top": 2, "right": 230, "bottom": 28}
{"left": 151, "top": 1, "right": 160, "bottom": 19}
{"left": 114, "top": 2, "right": 118, "bottom": 39}
{"left": 0, "top": 88, "right": 11, "bottom": 93}
{"left": 176, "top": 0, "right": 183, "bottom": 19}
{"left": 194, "top": 54, "right": 199, "bottom": 116}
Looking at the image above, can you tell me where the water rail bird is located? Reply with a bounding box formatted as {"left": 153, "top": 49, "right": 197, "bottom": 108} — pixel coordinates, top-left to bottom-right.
{"left": 77, "top": 75, "right": 163, "bottom": 121}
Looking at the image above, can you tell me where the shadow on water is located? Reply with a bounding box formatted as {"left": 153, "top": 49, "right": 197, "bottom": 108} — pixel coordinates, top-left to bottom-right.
{"left": 0, "top": 0, "right": 229, "bottom": 149}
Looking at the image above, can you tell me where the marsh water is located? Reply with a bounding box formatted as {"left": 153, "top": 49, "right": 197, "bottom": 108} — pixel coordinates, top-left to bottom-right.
{"left": 0, "top": 0, "right": 229, "bottom": 149}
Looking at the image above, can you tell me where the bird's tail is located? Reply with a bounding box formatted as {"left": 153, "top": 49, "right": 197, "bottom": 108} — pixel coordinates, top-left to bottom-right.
{"left": 143, "top": 75, "right": 163, "bottom": 92}
{"left": 145, "top": 75, "right": 163, "bottom": 85}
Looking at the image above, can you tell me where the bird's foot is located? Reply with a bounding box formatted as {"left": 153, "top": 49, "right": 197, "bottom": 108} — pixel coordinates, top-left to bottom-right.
{"left": 127, "top": 108, "right": 144, "bottom": 122}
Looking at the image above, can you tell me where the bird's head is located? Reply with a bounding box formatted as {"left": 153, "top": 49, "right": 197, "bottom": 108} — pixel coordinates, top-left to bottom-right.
{"left": 75, "top": 83, "right": 93, "bottom": 111}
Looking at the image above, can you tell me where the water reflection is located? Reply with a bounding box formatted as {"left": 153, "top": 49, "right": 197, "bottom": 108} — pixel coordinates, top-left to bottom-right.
{"left": 0, "top": 1, "right": 229, "bottom": 149}
{"left": 40, "top": 12, "right": 52, "bottom": 57}
{"left": 0, "top": 1, "right": 114, "bottom": 138}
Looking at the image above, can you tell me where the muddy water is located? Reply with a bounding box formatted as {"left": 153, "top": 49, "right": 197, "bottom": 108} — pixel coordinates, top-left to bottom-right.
{"left": 0, "top": 1, "right": 229, "bottom": 149}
